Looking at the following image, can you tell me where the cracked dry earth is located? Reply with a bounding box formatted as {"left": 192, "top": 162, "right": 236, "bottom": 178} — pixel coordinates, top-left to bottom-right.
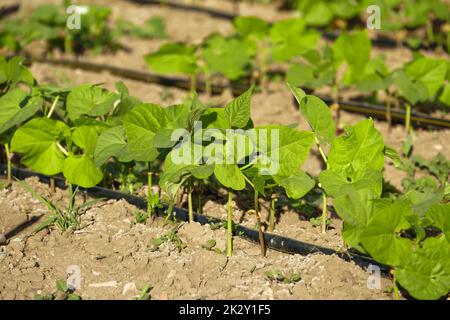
{"left": 0, "top": 177, "right": 392, "bottom": 300}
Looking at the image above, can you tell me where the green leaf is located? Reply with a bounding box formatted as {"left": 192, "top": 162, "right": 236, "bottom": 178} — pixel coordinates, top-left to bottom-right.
{"left": 332, "top": 185, "right": 377, "bottom": 252}
{"left": 11, "top": 118, "right": 70, "bottom": 176}
{"left": 94, "top": 125, "right": 128, "bottom": 166}
{"left": 223, "top": 86, "right": 253, "bottom": 128}
{"left": 393, "top": 70, "right": 428, "bottom": 105}
{"left": 63, "top": 154, "right": 103, "bottom": 188}
{"left": 123, "top": 103, "right": 166, "bottom": 162}
{"left": 396, "top": 237, "right": 450, "bottom": 300}
{"left": 214, "top": 164, "right": 246, "bottom": 191}
{"left": 425, "top": 204, "right": 450, "bottom": 243}
{"left": 233, "top": 16, "right": 269, "bottom": 39}
{"left": 72, "top": 126, "right": 100, "bottom": 155}
{"left": 255, "top": 125, "right": 314, "bottom": 177}
{"left": 0, "top": 89, "right": 42, "bottom": 135}
{"left": 145, "top": 43, "right": 197, "bottom": 76}
{"left": 333, "top": 30, "right": 371, "bottom": 68}
{"left": 297, "top": 93, "right": 335, "bottom": 143}
{"left": 405, "top": 57, "right": 447, "bottom": 99}
{"left": 328, "top": 119, "right": 385, "bottom": 176}
{"left": 66, "top": 84, "right": 119, "bottom": 121}
{"left": 203, "top": 34, "right": 250, "bottom": 80}
{"left": 275, "top": 170, "right": 315, "bottom": 199}
{"left": 360, "top": 202, "right": 413, "bottom": 266}
{"left": 270, "top": 18, "right": 320, "bottom": 61}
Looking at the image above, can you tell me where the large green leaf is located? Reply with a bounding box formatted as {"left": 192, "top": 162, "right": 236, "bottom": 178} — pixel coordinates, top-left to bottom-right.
{"left": 405, "top": 57, "right": 447, "bottom": 99}
{"left": 360, "top": 202, "right": 413, "bottom": 266}
{"left": 255, "top": 125, "right": 314, "bottom": 177}
{"left": 144, "top": 43, "right": 197, "bottom": 76}
{"left": 393, "top": 70, "right": 428, "bottom": 105}
{"left": 63, "top": 154, "right": 103, "bottom": 188}
{"left": 66, "top": 84, "right": 119, "bottom": 121}
{"left": 203, "top": 34, "right": 250, "bottom": 80}
{"left": 223, "top": 86, "right": 253, "bottom": 128}
{"left": 94, "top": 125, "right": 129, "bottom": 166}
{"left": 214, "top": 164, "right": 246, "bottom": 191}
{"left": 425, "top": 204, "right": 450, "bottom": 243}
{"left": 332, "top": 30, "right": 371, "bottom": 68}
{"left": 11, "top": 118, "right": 70, "bottom": 175}
{"left": 289, "top": 86, "right": 335, "bottom": 144}
{"left": 274, "top": 170, "right": 315, "bottom": 199}
{"left": 396, "top": 237, "right": 450, "bottom": 300}
{"left": 328, "top": 119, "right": 385, "bottom": 177}
{"left": 269, "top": 18, "right": 320, "bottom": 62}
{"left": 333, "top": 185, "right": 377, "bottom": 252}
{"left": 123, "top": 103, "right": 166, "bottom": 162}
{"left": 0, "top": 88, "right": 42, "bottom": 135}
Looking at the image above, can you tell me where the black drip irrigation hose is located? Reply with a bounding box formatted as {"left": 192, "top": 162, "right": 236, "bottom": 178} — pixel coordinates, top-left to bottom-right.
{"left": 123, "top": 0, "right": 444, "bottom": 52}
{"left": 2, "top": 165, "right": 389, "bottom": 274}
{"left": 0, "top": 3, "right": 20, "bottom": 20}
{"left": 30, "top": 56, "right": 450, "bottom": 130}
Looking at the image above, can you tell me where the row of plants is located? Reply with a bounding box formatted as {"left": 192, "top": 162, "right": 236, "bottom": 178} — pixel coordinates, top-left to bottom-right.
{"left": 0, "top": 1, "right": 167, "bottom": 55}
{"left": 0, "top": 55, "right": 449, "bottom": 300}
{"left": 209, "top": 0, "right": 450, "bottom": 49}
{"left": 145, "top": 17, "right": 450, "bottom": 133}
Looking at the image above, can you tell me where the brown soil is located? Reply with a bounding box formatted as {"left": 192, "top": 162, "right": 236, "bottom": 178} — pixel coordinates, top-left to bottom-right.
{"left": 0, "top": 177, "right": 392, "bottom": 300}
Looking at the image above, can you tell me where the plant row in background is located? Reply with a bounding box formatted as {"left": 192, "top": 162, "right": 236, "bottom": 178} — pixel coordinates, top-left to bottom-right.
{"left": 0, "top": 1, "right": 167, "bottom": 55}
{"left": 1, "top": 3, "right": 449, "bottom": 132}
{"left": 144, "top": 16, "right": 450, "bottom": 134}
{"left": 0, "top": 55, "right": 449, "bottom": 300}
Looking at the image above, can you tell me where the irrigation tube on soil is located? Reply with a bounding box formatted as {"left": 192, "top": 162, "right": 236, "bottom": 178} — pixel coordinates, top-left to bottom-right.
{"left": 123, "top": 0, "right": 441, "bottom": 51}
{"left": 30, "top": 57, "right": 450, "bottom": 130}
{"left": 2, "top": 165, "right": 389, "bottom": 274}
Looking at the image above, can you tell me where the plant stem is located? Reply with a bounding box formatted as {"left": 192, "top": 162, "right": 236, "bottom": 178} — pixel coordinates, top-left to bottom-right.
{"left": 4, "top": 143, "right": 11, "bottom": 181}
{"left": 332, "top": 84, "right": 340, "bottom": 133}
{"left": 227, "top": 188, "right": 233, "bottom": 257}
{"left": 190, "top": 74, "right": 197, "bottom": 93}
{"left": 321, "top": 191, "right": 328, "bottom": 234}
{"left": 188, "top": 181, "right": 193, "bottom": 223}
{"left": 254, "top": 188, "right": 266, "bottom": 257}
{"left": 405, "top": 102, "right": 412, "bottom": 134}
{"left": 385, "top": 91, "right": 392, "bottom": 132}
{"left": 68, "top": 182, "right": 74, "bottom": 213}
{"left": 47, "top": 95, "right": 59, "bottom": 119}
{"left": 393, "top": 269, "right": 400, "bottom": 300}
{"left": 205, "top": 74, "right": 212, "bottom": 97}
{"left": 259, "top": 41, "right": 267, "bottom": 91}
{"left": 164, "top": 202, "right": 174, "bottom": 223}
{"left": 147, "top": 162, "right": 153, "bottom": 218}
{"left": 64, "top": 34, "right": 73, "bottom": 55}
{"left": 50, "top": 177, "right": 56, "bottom": 194}
{"left": 269, "top": 193, "right": 276, "bottom": 232}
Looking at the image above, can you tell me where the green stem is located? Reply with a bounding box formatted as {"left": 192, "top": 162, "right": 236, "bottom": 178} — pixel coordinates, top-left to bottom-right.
{"left": 321, "top": 191, "right": 328, "bottom": 234}
{"left": 50, "top": 177, "right": 56, "bottom": 194}
{"left": 64, "top": 34, "right": 73, "bottom": 55}
{"left": 405, "top": 102, "right": 412, "bottom": 134}
{"left": 4, "top": 143, "right": 11, "bottom": 182}
{"left": 147, "top": 162, "right": 153, "bottom": 218}
{"left": 47, "top": 95, "right": 59, "bottom": 119}
{"left": 227, "top": 188, "right": 233, "bottom": 257}
{"left": 260, "top": 41, "right": 267, "bottom": 91}
{"left": 386, "top": 91, "right": 392, "bottom": 132}
{"left": 254, "top": 188, "right": 265, "bottom": 257}
{"left": 269, "top": 193, "right": 276, "bottom": 232}
{"left": 68, "top": 182, "right": 74, "bottom": 213}
{"left": 164, "top": 202, "right": 174, "bottom": 223}
{"left": 188, "top": 181, "right": 193, "bottom": 223}
{"left": 205, "top": 73, "right": 212, "bottom": 97}
{"left": 190, "top": 74, "right": 197, "bottom": 93}
{"left": 393, "top": 269, "right": 400, "bottom": 300}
